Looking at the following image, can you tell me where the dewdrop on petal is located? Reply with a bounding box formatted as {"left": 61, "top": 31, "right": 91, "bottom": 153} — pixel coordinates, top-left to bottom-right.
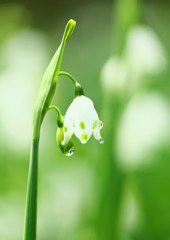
{"left": 62, "top": 96, "right": 104, "bottom": 145}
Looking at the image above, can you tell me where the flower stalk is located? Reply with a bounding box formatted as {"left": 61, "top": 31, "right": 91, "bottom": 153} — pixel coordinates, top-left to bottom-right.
{"left": 58, "top": 71, "right": 84, "bottom": 96}
{"left": 23, "top": 17, "right": 103, "bottom": 240}
{"left": 23, "top": 19, "right": 76, "bottom": 240}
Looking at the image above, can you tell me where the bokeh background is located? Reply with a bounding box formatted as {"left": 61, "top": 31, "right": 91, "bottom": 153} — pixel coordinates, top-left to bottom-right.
{"left": 0, "top": 0, "right": 170, "bottom": 239}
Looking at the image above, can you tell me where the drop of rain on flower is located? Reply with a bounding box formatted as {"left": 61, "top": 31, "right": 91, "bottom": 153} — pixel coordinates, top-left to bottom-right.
{"left": 99, "top": 138, "right": 104, "bottom": 144}
{"left": 65, "top": 148, "right": 75, "bottom": 157}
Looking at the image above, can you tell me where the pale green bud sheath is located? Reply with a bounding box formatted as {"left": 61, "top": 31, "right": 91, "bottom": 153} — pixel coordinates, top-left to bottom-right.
{"left": 23, "top": 19, "right": 76, "bottom": 240}
{"left": 33, "top": 19, "right": 76, "bottom": 140}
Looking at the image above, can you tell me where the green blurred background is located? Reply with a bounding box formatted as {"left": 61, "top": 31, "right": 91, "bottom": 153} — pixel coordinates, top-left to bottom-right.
{"left": 0, "top": 0, "right": 170, "bottom": 239}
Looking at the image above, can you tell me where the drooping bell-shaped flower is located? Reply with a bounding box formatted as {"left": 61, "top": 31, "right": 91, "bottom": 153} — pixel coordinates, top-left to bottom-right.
{"left": 62, "top": 96, "right": 103, "bottom": 146}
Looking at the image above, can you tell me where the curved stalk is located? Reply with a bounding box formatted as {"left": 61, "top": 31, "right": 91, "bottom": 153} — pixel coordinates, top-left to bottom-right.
{"left": 48, "top": 105, "right": 64, "bottom": 127}
{"left": 58, "top": 71, "right": 84, "bottom": 96}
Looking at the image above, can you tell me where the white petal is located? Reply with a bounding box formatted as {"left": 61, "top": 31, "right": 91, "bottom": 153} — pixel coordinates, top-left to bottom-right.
{"left": 93, "top": 120, "right": 103, "bottom": 130}
{"left": 74, "top": 126, "right": 92, "bottom": 144}
{"left": 93, "top": 120, "right": 104, "bottom": 143}
{"left": 72, "top": 96, "right": 97, "bottom": 118}
{"left": 62, "top": 122, "right": 74, "bottom": 146}
{"left": 93, "top": 131, "right": 104, "bottom": 144}
{"left": 64, "top": 95, "right": 103, "bottom": 144}
{"left": 62, "top": 130, "right": 73, "bottom": 146}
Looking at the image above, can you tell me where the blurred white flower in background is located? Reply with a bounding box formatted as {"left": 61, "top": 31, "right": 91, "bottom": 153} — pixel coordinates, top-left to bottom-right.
{"left": 125, "top": 25, "right": 167, "bottom": 76}
{"left": 101, "top": 25, "right": 167, "bottom": 95}
{"left": 117, "top": 92, "right": 170, "bottom": 169}
{"left": 101, "top": 56, "right": 129, "bottom": 94}
{"left": 0, "top": 30, "right": 49, "bottom": 152}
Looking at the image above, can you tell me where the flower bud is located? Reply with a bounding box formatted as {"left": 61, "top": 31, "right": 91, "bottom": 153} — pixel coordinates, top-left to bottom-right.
{"left": 56, "top": 127, "right": 75, "bottom": 156}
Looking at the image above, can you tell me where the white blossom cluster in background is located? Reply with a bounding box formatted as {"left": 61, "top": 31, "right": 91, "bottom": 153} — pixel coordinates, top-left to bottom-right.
{"left": 101, "top": 25, "right": 170, "bottom": 169}
{"left": 117, "top": 92, "right": 170, "bottom": 169}
{"left": 101, "top": 25, "right": 167, "bottom": 95}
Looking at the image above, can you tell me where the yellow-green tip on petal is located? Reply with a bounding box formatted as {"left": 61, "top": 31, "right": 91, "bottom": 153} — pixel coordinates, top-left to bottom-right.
{"left": 56, "top": 127, "right": 75, "bottom": 156}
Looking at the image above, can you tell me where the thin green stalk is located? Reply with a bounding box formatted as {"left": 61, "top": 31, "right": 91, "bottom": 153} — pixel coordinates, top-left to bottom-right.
{"left": 24, "top": 139, "right": 39, "bottom": 240}
{"left": 58, "top": 71, "right": 84, "bottom": 96}
{"left": 94, "top": 0, "right": 141, "bottom": 238}
{"left": 58, "top": 71, "right": 77, "bottom": 84}
{"left": 95, "top": 99, "right": 126, "bottom": 240}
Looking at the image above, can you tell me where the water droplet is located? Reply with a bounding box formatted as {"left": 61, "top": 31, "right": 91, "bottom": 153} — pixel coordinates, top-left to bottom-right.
{"left": 99, "top": 138, "right": 104, "bottom": 144}
{"left": 65, "top": 149, "right": 75, "bottom": 156}
{"left": 99, "top": 121, "right": 103, "bottom": 129}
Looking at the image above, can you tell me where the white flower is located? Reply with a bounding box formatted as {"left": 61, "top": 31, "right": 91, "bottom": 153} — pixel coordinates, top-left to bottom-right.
{"left": 62, "top": 96, "right": 103, "bottom": 145}
{"left": 100, "top": 25, "right": 167, "bottom": 96}
{"left": 117, "top": 92, "right": 170, "bottom": 169}
{"left": 100, "top": 56, "right": 130, "bottom": 95}
{"left": 124, "top": 25, "right": 167, "bottom": 75}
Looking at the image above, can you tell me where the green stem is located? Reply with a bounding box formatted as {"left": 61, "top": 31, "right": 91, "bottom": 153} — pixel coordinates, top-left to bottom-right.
{"left": 23, "top": 139, "right": 39, "bottom": 240}
{"left": 48, "top": 105, "right": 64, "bottom": 127}
{"left": 58, "top": 71, "right": 84, "bottom": 96}
{"left": 95, "top": 99, "right": 126, "bottom": 240}
{"left": 48, "top": 105, "right": 62, "bottom": 116}
{"left": 58, "top": 71, "right": 77, "bottom": 84}
{"left": 23, "top": 19, "right": 76, "bottom": 240}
